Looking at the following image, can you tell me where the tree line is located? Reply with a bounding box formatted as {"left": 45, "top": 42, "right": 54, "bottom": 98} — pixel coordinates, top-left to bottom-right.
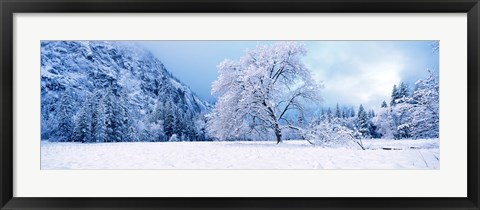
{"left": 51, "top": 84, "right": 209, "bottom": 143}
{"left": 305, "top": 70, "right": 439, "bottom": 143}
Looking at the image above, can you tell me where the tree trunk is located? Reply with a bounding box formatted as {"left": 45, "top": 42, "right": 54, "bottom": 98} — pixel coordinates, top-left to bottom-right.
{"left": 274, "top": 124, "right": 282, "bottom": 144}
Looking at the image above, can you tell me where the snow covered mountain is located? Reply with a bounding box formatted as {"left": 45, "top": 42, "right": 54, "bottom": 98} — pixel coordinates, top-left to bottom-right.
{"left": 41, "top": 41, "right": 211, "bottom": 142}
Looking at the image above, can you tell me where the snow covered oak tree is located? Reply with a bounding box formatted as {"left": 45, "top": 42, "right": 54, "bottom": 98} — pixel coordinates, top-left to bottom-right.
{"left": 208, "top": 42, "right": 323, "bottom": 143}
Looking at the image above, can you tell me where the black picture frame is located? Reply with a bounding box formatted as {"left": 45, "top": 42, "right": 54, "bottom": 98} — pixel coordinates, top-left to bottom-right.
{"left": 1, "top": 0, "right": 479, "bottom": 209}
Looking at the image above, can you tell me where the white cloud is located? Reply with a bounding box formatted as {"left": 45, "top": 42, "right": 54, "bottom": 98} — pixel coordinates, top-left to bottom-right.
{"left": 304, "top": 41, "right": 407, "bottom": 110}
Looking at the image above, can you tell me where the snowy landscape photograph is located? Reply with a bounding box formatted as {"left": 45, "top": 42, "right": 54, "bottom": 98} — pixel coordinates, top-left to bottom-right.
{"left": 41, "top": 40, "right": 439, "bottom": 169}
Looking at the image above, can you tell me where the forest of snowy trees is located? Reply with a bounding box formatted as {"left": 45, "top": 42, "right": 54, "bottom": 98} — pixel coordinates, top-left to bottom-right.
{"left": 299, "top": 70, "right": 439, "bottom": 147}
{"left": 207, "top": 42, "right": 439, "bottom": 145}
{"left": 41, "top": 41, "right": 211, "bottom": 143}
{"left": 41, "top": 41, "right": 439, "bottom": 145}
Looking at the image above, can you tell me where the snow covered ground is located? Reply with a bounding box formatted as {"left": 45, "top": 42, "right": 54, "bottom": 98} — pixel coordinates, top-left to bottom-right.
{"left": 41, "top": 139, "right": 439, "bottom": 170}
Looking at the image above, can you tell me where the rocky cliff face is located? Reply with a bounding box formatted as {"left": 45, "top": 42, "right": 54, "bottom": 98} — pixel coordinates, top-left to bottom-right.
{"left": 41, "top": 41, "right": 211, "bottom": 142}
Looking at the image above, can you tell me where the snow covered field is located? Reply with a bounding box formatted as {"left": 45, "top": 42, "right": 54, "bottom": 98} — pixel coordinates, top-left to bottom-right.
{"left": 41, "top": 139, "right": 439, "bottom": 170}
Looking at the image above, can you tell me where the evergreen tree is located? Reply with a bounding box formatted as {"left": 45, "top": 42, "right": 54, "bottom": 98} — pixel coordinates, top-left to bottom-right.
{"left": 73, "top": 99, "right": 93, "bottom": 143}
{"left": 151, "top": 101, "right": 165, "bottom": 124}
{"left": 102, "top": 91, "right": 115, "bottom": 142}
{"left": 176, "top": 109, "right": 187, "bottom": 140}
{"left": 391, "top": 82, "right": 410, "bottom": 106}
{"left": 102, "top": 87, "right": 128, "bottom": 142}
{"left": 341, "top": 109, "right": 348, "bottom": 118}
{"left": 357, "top": 104, "right": 371, "bottom": 138}
{"left": 373, "top": 107, "right": 396, "bottom": 139}
{"left": 349, "top": 107, "right": 355, "bottom": 118}
{"left": 335, "top": 103, "right": 341, "bottom": 118}
{"left": 169, "top": 133, "right": 179, "bottom": 142}
{"left": 54, "top": 90, "right": 75, "bottom": 141}
{"left": 390, "top": 85, "right": 399, "bottom": 106}
{"left": 128, "top": 124, "right": 138, "bottom": 142}
{"left": 381, "top": 101, "right": 388, "bottom": 108}
{"left": 368, "top": 109, "right": 375, "bottom": 118}
{"left": 89, "top": 91, "right": 102, "bottom": 142}
{"left": 317, "top": 108, "right": 325, "bottom": 122}
{"left": 94, "top": 97, "right": 107, "bottom": 142}
{"left": 393, "top": 82, "right": 413, "bottom": 139}
{"left": 326, "top": 108, "right": 332, "bottom": 119}
{"left": 398, "top": 82, "right": 409, "bottom": 99}
{"left": 117, "top": 95, "right": 130, "bottom": 141}
{"left": 163, "top": 100, "right": 175, "bottom": 138}
{"left": 410, "top": 70, "right": 439, "bottom": 138}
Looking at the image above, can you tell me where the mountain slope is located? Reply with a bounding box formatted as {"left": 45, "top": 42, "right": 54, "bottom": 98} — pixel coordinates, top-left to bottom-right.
{"left": 41, "top": 41, "right": 211, "bottom": 142}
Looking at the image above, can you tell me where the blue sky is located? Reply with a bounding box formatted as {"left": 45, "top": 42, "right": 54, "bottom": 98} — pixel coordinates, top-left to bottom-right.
{"left": 138, "top": 41, "right": 438, "bottom": 110}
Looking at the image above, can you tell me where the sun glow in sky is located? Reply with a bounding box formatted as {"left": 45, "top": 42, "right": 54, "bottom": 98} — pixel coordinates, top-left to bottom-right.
{"left": 139, "top": 41, "right": 439, "bottom": 110}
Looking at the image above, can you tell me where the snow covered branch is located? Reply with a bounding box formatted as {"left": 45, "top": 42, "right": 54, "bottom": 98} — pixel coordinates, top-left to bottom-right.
{"left": 208, "top": 42, "right": 323, "bottom": 143}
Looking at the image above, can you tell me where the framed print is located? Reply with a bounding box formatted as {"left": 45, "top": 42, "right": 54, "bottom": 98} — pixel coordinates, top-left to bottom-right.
{"left": 1, "top": 0, "right": 479, "bottom": 209}
{"left": 38, "top": 40, "right": 441, "bottom": 170}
